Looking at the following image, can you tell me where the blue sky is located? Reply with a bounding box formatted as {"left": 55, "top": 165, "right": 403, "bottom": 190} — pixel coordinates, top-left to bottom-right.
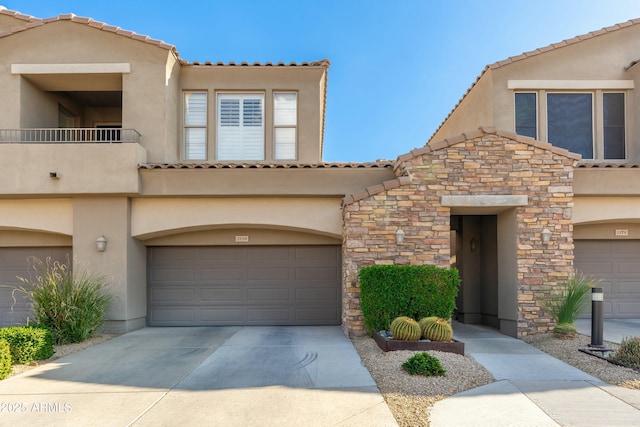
{"left": 4, "top": 1, "right": 640, "bottom": 162}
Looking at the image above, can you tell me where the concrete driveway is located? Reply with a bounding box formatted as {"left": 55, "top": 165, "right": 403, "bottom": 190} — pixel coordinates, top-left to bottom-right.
{"left": 0, "top": 326, "right": 397, "bottom": 426}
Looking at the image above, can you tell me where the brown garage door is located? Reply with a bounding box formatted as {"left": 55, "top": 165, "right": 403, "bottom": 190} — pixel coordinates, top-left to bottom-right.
{"left": 574, "top": 240, "right": 640, "bottom": 318}
{"left": 147, "top": 246, "right": 342, "bottom": 326}
{"left": 0, "top": 247, "right": 72, "bottom": 327}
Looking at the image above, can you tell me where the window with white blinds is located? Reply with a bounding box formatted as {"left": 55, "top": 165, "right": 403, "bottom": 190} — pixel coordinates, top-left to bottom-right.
{"left": 217, "top": 94, "right": 265, "bottom": 160}
{"left": 274, "top": 92, "right": 297, "bottom": 160}
{"left": 184, "top": 92, "right": 207, "bottom": 160}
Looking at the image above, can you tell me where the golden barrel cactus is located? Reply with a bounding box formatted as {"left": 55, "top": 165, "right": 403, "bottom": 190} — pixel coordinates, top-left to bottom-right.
{"left": 390, "top": 316, "right": 421, "bottom": 341}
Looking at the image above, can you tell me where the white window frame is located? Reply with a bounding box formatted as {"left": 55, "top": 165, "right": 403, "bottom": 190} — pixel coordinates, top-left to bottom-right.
{"left": 183, "top": 91, "right": 208, "bottom": 161}
{"left": 216, "top": 93, "right": 265, "bottom": 161}
{"left": 273, "top": 91, "right": 298, "bottom": 160}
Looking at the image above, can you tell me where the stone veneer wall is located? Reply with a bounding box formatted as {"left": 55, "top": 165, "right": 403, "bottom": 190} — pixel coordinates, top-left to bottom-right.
{"left": 342, "top": 128, "right": 580, "bottom": 338}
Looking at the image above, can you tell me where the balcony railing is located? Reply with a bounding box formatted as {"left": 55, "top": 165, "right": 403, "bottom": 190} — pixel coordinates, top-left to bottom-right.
{"left": 0, "top": 128, "right": 140, "bottom": 144}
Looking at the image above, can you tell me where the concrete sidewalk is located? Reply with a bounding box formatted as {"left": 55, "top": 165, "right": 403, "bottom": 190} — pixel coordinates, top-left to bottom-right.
{"left": 0, "top": 326, "right": 397, "bottom": 426}
{"left": 430, "top": 322, "right": 640, "bottom": 427}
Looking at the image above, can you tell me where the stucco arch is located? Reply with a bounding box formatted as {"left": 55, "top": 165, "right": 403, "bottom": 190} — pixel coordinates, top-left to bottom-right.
{"left": 131, "top": 197, "right": 343, "bottom": 240}
{"left": 0, "top": 199, "right": 73, "bottom": 236}
{"left": 574, "top": 197, "right": 640, "bottom": 224}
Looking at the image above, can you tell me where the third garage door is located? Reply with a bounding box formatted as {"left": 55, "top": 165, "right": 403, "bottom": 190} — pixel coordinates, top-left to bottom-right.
{"left": 148, "top": 245, "right": 341, "bottom": 326}
{"left": 574, "top": 240, "right": 640, "bottom": 318}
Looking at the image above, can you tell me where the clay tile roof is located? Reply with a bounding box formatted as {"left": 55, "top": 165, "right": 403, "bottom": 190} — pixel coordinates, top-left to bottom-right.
{"left": 576, "top": 162, "right": 640, "bottom": 168}
{"left": 429, "top": 18, "right": 640, "bottom": 143}
{"left": 0, "top": 8, "right": 177, "bottom": 54}
{"left": 184, "top": 59, "right": 331, "bottom": 67}
{"left": 138, "top": 161, "right": 394, "bottom": 170}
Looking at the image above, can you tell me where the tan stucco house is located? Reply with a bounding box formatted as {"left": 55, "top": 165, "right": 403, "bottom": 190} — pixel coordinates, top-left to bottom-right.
{"left": 0, "top": 8, "right": 637, "bottom": 338}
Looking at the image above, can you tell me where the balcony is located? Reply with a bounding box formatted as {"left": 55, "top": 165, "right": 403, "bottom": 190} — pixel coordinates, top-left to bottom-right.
{"left": 0, "top": 128, "right": 140, "bottom": 144}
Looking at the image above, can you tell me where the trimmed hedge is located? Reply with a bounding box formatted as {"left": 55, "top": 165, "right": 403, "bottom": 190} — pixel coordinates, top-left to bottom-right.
{"left": 360, "top": 265, "right": 460, "bottom": 333}
{"left": 0, "top": 339, "right": 11, "bottom": 380}
{"left": 0, "top": 326, "right": 55, "bottom": 364}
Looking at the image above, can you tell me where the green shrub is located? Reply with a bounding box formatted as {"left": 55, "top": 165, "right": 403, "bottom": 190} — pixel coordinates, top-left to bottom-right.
{"left": 402, "top": 352, "right": 446, "bottom": 377}
{"left": 611, "top": 337, "right": 640, "bottom": 371}
{"left": 0, "top": 326, "right": 54, "bottom": 364}
{"left": 16, "top": 257, "right": 112, "bottom": 344}
{"left": 0, "top": 339, "right": 11, "bottom": 380}
{"left": 542, "top": 271, "right": 596, "bottom": 338}
{"left": 359, "top": 265, "right": 460, "bottom": 333}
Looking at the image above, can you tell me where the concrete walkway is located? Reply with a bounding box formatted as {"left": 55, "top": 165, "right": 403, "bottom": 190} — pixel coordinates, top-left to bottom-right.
{"left": 0, "top": 326, "right": 397, "bottom": 426}
{"left": 575, "top": 318, "right": 640, "bottom": 344}
{"left": 430, "top": 322, "right": 640, "bottom": 427}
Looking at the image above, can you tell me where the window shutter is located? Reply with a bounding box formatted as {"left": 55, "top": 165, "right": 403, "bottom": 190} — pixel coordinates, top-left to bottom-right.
{"left": 217, "top": 94, "right": 264, "bottom": 160}
{"left": 184, "top": 92, "right": 207, "bottom": 160}
{"left": 274, "top": 92, "right": 297, "bottom": 160}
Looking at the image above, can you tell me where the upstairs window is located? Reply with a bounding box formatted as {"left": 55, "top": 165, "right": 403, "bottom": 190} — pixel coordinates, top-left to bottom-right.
{"left": 273, "top": 92, "right": 297, "bottom": 160}
{"left": 514, "top": 91, "right": 626, "bottom": 160}
{"left": 547, "top": 93, "right": 593, "bottom": 159}
{"left": 603, "top": 93, "right": 625, "bottom": 159}
{"left": 184, "top": 92, "right": 207, "bottom": 160}
{"left": 217, "top": 94, "right": 264, "bottom": 160}
{"left": 514, "top": 93, "right": 537, "bottom": 139}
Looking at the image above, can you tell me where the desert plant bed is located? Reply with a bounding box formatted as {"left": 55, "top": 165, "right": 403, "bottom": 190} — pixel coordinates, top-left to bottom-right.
{"left": 373, "top": 330, "right": 464, "bottom": 355}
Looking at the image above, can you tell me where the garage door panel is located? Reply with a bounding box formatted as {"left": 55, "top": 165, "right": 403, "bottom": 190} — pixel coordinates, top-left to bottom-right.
{"left": 200, "top": 308, "right": 245, "bottom": 322}
{"left": 617, "top": 262, "right": 640, "bottom": 274}
{"left": 295, "top": 247, "right": 338, "bottom": 259}
{"left": 247, "top": 288, "right": 290, "bottom": 302}
{"left": 247, "top": 267, "right": 290, "bottom": 280}
{"left": 575, "top": 240, "right": 640, "bottom": 318}
{"left": 152, "top": 309, "right": 195, "bottom": 322}
{"left": 247, "top": 308, "right": 291, "bottom": 322}
{"left": 151, "top": 268, "right": 195, "bottom": 282}
{"left": 151, "top": 288, "right": 195, "bottom": 303}
{"left": 296, "top": 267, "right": 339, "bottom": 280}
{"left": 618, "top": 302, "right": 640, "bottom": 316}
{"left": 200, "top": 268, "right": 244, "bottom": 280}
{"left": 200, "top": 288, "right": 244, "bottom": 302}
{"left": 247, "top": 247, "right": 291, "bottom": 261}
{"left": 198, "top": 247, "right": 246, "bottom": 261}
{"left": 148, "top": 245, "right": 341, "bottom": 326}
{"left": 296, "top": 288, "right": 338, "bottom": 302}
{"left": 580, "top": 261, "right": 613, "bottom": 275}
{"left": 617, "top": 281, "right": 640, "bottom": 294}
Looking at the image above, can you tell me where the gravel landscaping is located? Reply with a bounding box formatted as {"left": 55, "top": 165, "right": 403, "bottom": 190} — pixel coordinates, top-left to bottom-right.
{"left": 353, "top": 332, "right": 640, "bottom": 427}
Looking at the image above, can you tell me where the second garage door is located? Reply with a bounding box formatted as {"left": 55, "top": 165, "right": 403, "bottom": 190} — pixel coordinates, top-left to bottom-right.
{"left": 148, "top": 245, "right": 341, "bottom": 326}
{"left": 0, "top": 247, "right": 72, "bottom": 327}
{"left": 574, "top": 240, "right": 640, "bottom": 318}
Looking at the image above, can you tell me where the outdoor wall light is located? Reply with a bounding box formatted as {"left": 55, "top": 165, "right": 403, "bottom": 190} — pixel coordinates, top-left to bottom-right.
{"left": 469, "top": 238, "right": 479, "bottom": 252}
{"left": 542, "top": 228, "right": 552, "bottom": 244}
{"left": 96, "top": 236, "right": 108, "bottom": 252}
{"left": 395, "top": 228, "right": 405, "bottom": 245}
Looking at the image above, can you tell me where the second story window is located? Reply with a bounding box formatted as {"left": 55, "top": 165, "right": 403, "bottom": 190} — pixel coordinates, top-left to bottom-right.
{"left": 184, "top": 92, "right": 207, "bottom": 160}
{"left": 547, "top": 93, "right": 593, "bottom": 159}
{"left": 273, "top": 92, "right": 297, "bottom": 160}
{"left": 514, "top": 93, "right": 537, "bottom": 139}
{"left": 514, "top": 90, "right": 626, "bottom": 160}
{"left": 217, "top": 93, "right": 264, "bottom": 161}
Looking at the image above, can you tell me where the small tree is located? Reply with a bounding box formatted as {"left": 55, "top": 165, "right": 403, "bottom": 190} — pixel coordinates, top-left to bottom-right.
{"left": 15, "top": 257, "right": 112, "bottom": 344}
{"left": 542, "top": 271, "right": 596, "bottom": 339}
